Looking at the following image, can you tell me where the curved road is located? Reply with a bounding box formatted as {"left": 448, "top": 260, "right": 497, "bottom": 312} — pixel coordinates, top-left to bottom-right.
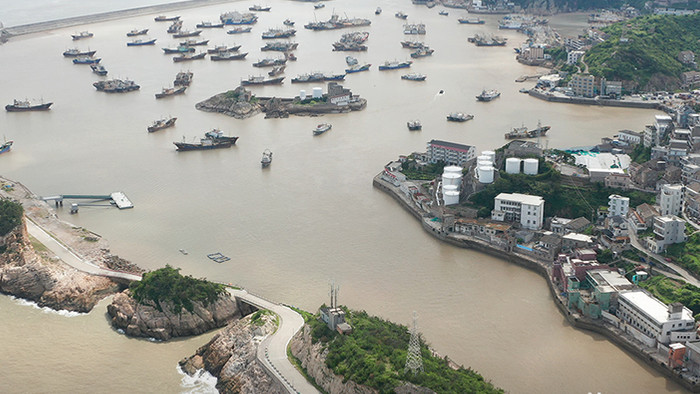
{"left": 26, "top": 217, "right": 316, "bottom": 393}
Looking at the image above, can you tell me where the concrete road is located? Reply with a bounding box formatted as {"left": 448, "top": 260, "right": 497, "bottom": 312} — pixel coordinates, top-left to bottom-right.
{"left": 228, "top": 289, "right": 318, "bottom": 394}
{"left": 25, "top": 218, "right": 142, "bottom": 282}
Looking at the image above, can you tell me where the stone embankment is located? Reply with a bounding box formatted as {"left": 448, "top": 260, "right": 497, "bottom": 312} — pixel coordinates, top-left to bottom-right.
{"left": 195, "top": 87, "right": 263, "bottom": 119}
{"left": 528, "top": 89, "right": 662, "bottom": 110}
{"left": 372, "top": 173, "right": 700, "bottom": 393}
{"left": 179, "top": 313, "right": 286, "bottom": 394}
{"left": 0, "top": 178, "right": 135, "bottom": 312}
{"left": 107, "top": 290, "right": 246, "bottom": 341}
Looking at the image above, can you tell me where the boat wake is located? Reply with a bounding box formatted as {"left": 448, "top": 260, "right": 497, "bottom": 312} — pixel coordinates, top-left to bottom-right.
{"left": 10, "top": 295, "right": 86, "bottom": 317}
{"left": 178, "top": 366, "right": 218, "bottom": 394}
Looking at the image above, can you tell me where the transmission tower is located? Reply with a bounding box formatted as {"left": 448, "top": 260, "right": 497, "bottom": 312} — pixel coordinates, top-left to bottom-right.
{"left": 405, "top": 311, "right": 424, "bottom": 375}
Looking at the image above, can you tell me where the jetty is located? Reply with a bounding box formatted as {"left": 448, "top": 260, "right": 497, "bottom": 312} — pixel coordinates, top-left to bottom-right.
{"left": 42, "top": 192, "right": 133, "bottom": 209}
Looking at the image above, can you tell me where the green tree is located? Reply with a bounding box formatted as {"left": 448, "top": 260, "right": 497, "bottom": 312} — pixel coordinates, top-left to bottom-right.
{"left": 0, "top": 199, "right": 23, "bottom": 237}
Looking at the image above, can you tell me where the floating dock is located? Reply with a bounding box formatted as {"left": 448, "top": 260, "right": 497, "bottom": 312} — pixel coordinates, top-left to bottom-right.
{"left": 42, "top": 192, "right": 133, "bottom": 209}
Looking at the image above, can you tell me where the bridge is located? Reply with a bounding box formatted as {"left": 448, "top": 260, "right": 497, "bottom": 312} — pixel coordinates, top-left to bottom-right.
{"left": 26, "top": 217, "right": 317, "bottom": 393}
{"left": 42, "top": 192, "right": 133, "bottom": 209}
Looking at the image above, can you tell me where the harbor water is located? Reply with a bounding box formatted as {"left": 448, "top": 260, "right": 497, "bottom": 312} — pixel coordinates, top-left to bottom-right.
{"left": 0, "top": 0, "right": 686, "bottom": 393}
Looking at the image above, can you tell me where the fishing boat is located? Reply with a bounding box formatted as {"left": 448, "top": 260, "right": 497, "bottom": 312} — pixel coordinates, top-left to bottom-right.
{"left": 155, "top": 86, "right": 187, "bottom": 99}
{"left": 240, "top": 75, "right": 284, "bottom": 85}
{"left": 174, "top": 136, "right": 233, "bottom": 151}
{"left": 252, "top": 58, "right": 286, "bottom": 67}
{"left": 458, "top": 17, "right": 485, "bottom": 24}
{"left": 210, "top": 51, "right": 248, "bottom": 61}
{"left": 72, "top": 57, "right": 101, "bottom": 64}
{"left": 261, "top": 41, "right": 298, "bottom": 52}
{"left": 375, "top": 7, "right": 382, "bottom": 15}
{"left": 127, "top": 38, "right": 156, "bottom": 46}
{"left": 476, "top": 89, "right": 500, "bottom": 101}
{"left": 268, "top": 65, "right": 286, "bottom": 76}
{"left": 249, "top": 5, "right": 271, "bottom": 11}
{"left": 180, "top": 39, "right": 209, "bottom": 46}
{"left": 262, "top": 28, "right": 296, "bottom": 39}
{"left": 174, "top": 71, "right": 194, "bottom": 86}
{"left": 403, "top": 23, "right": 426, "bottom": 35}
{"left": 93, "top": 79, "right": 140, "bottom": 93}
{"left": 207, "top": 44, "right": 242, "bottom": 54}
{"left": 155, "top": 15, "right": 180, "bottom": 21}
{"left": 126, "top": 28, "right": 149, "bottom": 36}
{"left": 227, "top": 27, "right": 253, "bottom": 34}
{"left": 147, "top": 116, "right": 177, "bottom": 132}
{"left": 504, "top": 121, "right": 550, "bottom": 139}
{"left": 167, "top": 20, "right": 183, "bottom": 33}
{"left": 62, "top": 48, "right": 96, "bottom": 57}
{"left": 313, "top": 123, "right": 332, "bottom": 135}
{"left": 439, "top": 10, "right": 449, "bottom": 16}
{"left": 90, "top": 64, "right": 108, "bottom": 76}
{"left": 220, "top": 11, "right": 258, "bottom": 25}
{"left": 261, "top": 149, "right": 273, "bottom": 167}
{"left": 0, "top": 139, "right": 13, "bottom": 154}
{"left": 5, "top": 99, "right": 53, "bottom": 112}
{"left": 196, "top": 21, "right": 224, "bottom": 28}
{"left": 395, "top": 11, "right": 408, "bottom": 19}
{"left": 173, "top": 52, "right": 207, "bottom": 62}
{"left": 173, "top": 30, "right": 203, "bottom": 38}
{"left": 401, "top": 73, "right": 426, "bottom": 81}
{"left": 378, "top": 60, "right": 412, "bottom": 70}
{"left": 314, "top": 3, "right": 325, "bottom": 9}
{"left": 447, "top": 112, "right": 474, "bottom": 122}
{"left": 401, "top": 40, "right": 425, "bottom": 49}
{"left": 162, "top": 46, "right": 195, "bottom": 54}
{"left": 71, "top": 31, "right": 93, "bottom": 40}
{"left": 407, "top": 120, "right": 422, "bottom": 131}
{"left": 284, "top": 52, "right": 297, "bottom": 61}
{"left": 283, "top": 19, "right": 295, "bottom": 26}
{"left": 410, "top": 47, "right": 434, "bottom": 58}
{"left": 345, "top": 63, "right": 371, "bottom": 73}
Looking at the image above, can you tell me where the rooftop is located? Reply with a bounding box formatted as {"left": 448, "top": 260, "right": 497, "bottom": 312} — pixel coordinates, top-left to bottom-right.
{"left": 428, "top": 139, "right": 474, "bottom": 152}
{"left": 495, "top": 192, "right": 544, "bottom": 206}
{"left": 620, "top": 290, "right": 693, "bottom": 324}
{"left": 563, "top": 233, "right": 593, "bottom": 242}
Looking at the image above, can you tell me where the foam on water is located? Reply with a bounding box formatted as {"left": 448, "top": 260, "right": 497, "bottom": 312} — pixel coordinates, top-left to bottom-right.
{"left": 10, "top": 296, "right": 86, "bottom": 317}
{"left": 178, "top": 365, "right": 218, "bottom": 394}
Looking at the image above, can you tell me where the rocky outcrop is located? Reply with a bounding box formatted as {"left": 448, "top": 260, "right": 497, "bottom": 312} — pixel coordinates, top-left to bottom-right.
{"left": 195, "top": 86, "right": 262, "bottom": 119}
{"left": 107, "top": 290, "right": 242, "bottom": 341}
{"left": 290, "top": 325, "right": 378, "bottom": 394}
{"left": 0, "top": 218, "right": 119, "bottom": 313}
{"left": 179, "top": 313, "right": 285, "bottom": 393}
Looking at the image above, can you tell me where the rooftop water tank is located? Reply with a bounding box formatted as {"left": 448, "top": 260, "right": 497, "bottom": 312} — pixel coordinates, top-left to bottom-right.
{"left": 478, "top": 166, "right": 494, "bottom": 184}
{"left": 299, "top": 89, "right": 306, "bottom": 100}
{"left": 443, "top": 165, "right": 463, "bottom": 175}
{"left": 444, "top": 191, "right": 460, "bottom": 206}
{"left": 443, "top": 172, "right": 462, "bottom": 187}
{"left": 523, "top": 158, "right": 539, "bottom": 175}
{"left": 312, "top": 87, "right": 323, "bottom": 99}
{"left": 505, "top": 157, "right": 521, "bottom": 174}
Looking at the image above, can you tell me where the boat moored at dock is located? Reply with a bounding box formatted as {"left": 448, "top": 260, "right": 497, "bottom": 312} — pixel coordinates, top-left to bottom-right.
{"left": 504, "top": 121, "right": 550, "bottom": 139}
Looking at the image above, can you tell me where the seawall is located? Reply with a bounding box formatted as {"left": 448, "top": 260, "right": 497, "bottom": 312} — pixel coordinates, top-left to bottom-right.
{"left": 528, "top": 89, "right": 662, "bottom": 110}
{"left": 372, "top": 173, "right": 700, "bottom": 393}
{"left": 3, "top": 0, "right": 234, "bottom": 36}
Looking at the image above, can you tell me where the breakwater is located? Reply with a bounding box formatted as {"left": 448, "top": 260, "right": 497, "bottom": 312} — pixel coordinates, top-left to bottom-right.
{"left": 528, "top": 89, "right": 663, "bottom": 110}
{"left": 372, "top": 172, "right": 700, "bottom": 392}
{"left": 3, "top": 0, "right": 232, "bottom": 36}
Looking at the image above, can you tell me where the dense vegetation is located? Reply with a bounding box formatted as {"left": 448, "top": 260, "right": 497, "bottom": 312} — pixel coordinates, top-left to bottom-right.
{"left": 511, "top": 0, "right": 648, "bottom": 10}
{"left": 0, "top": 199, "right": 23, "bottom": 237}
{"left": 629, "top": 143, "right": 652, "bottom": 164}
{"left": 308, "top": 308, "right": 502, "bottom": 393}
{"left": 640, "top": 276, "right": 700, "bottom": 320}
{"left": 129, "top": 265, "right": 226, "bottom": 313}
{"left": 400, "top": 160, "right": 447, "bottom": 181}
{"left": 665, "top": 232, "right": 700, "bottom": 276}
{"left": 585, "top": 13, "right": 700, "bottom": 90}
{"left": 466, "top": 163, "right": 655, "bottom": 219}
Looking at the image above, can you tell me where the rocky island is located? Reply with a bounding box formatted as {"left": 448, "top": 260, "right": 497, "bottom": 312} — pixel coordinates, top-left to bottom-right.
{"left": 195, "top": 83, "right": 367, "bottom": 119}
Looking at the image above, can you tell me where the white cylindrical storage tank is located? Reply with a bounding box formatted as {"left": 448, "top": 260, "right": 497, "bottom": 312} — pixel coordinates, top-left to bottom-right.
{"left": 299, "top": 89, "right": 306, "bottom": 100}
{"left": 443, "top": 165, "right": 462, "bottom": 176}
{"left": 444, "top": 191, "right": 460, "bottom": 206}
{"left": 312, "top": 87, "right": 323, "bottom": 98}
{"left": 523, "top": 158, "right": 539, "bottom": 175}
{"left": 477, "top": 155, "right": 491, "bottom": 164}
{"left": 505, "top": 157, "right": 521, "bottom": 174}
{"left": 477, "top": 159, "right": 491, "bottom": 168}
{"left": 442, "top": 173, "right": 462, "bottom": 187}
{"left": 443, "top": 184, "right": 458, "bottom": 193}
{"left": 478, "top": 166, "right": 494, "bottom": 184}
{"left": 483, "top": 150, "right": 496, "bottom": 163}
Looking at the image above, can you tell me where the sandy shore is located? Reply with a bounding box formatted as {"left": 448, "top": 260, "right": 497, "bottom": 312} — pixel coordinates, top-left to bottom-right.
{"left": 3, "top": 0, "right": 235, "bottom": 37}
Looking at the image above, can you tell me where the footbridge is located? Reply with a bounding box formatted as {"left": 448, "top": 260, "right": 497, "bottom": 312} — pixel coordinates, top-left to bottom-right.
{"left": 42, "top": 192, "right": 133, "bottom": 209}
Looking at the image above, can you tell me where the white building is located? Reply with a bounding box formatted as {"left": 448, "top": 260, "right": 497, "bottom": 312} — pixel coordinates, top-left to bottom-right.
{"left": 492, "top": 193, "right": 545, "bottom": 230}
{"left": 616, "top": 130, "right": 643, "bottom": 145}
{"left": 658, "top": 184, "right": 684, "bottom": 216}
{"left": 617, "top": 290, "right": 697, "bottom": 346}
{"left": 608, "top": 194, "right": 629, "bottom": 217}
{"left": 647, "top": 215, "right": 687, "bottom": 253}
{"left": 426, "top": 140, "right": 477, "bottom": 167}
{"left": 566, "top": 50, "right": 585, "bottom": 65}
{"left": 568, "top": 73, "right": 596, "bottom": 98}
